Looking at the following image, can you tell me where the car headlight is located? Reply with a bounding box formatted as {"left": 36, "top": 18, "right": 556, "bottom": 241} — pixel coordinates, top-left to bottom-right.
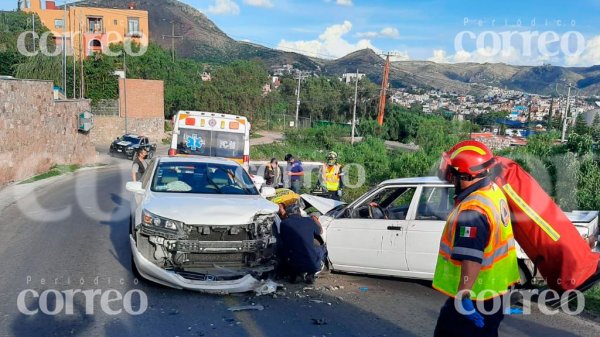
{"left": 142, "top": 210, "right": 182, "bottom": 231}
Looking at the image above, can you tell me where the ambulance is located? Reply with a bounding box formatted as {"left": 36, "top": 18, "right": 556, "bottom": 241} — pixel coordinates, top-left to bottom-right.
{"left": 169, "top": 111, "right": 251, "bottom": 170}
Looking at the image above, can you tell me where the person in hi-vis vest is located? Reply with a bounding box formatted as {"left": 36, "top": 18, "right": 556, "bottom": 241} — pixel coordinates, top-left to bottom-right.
{"left": 318, "top": 151, "right": 344, "bottom": 200}
{"left": 433, "top": 140, "right": 520, "bottom": 337}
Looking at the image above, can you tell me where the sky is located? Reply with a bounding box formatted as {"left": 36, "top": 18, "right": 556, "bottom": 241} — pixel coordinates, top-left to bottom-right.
{"left": 3, "top": 0, "right": 599, "bottom": 66}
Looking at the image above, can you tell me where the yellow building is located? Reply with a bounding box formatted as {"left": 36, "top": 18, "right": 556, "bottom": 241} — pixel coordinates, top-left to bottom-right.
{"left": 23, "top": 0, "right": 149, "bottom": 58}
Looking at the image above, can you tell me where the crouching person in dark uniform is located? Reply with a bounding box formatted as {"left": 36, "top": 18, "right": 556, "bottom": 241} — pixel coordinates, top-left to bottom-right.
{"left": 276, "top": 203, "right": 326, "bottom": 284}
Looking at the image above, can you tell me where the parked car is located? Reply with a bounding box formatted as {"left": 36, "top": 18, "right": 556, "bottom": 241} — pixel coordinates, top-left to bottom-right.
{"left": 110, "top": 134, "right": 157, "bottom": 160}
{"left": 307, "top": 176, "right": 599, "bottom": 286}
{"left": 125, "top": 156, "right": 279, "bottom": 293}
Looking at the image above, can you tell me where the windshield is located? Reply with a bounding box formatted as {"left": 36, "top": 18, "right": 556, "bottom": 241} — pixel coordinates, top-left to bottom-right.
{"left": 176, "top": 129, "right": 245, "bottom": 159}
{"left": 151, "top": 161, "right": 258, "bottom": 195}
{"left": 122, "top": 136, "right": 140, "bottom": 144}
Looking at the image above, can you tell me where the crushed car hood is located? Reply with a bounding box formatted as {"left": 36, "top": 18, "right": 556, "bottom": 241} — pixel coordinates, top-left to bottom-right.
{"left": 144, "top": 192, "right": 279, "bottom": 225}
{"left": 300, "top": 194, "right": 346, "bottom": 214}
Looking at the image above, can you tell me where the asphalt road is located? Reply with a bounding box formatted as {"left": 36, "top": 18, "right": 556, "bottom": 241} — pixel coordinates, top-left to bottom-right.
{"left": 1, "top": 159, "right": 599, "bottom": 337}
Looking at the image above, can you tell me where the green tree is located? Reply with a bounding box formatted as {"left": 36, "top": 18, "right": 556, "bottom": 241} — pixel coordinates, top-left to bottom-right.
{"left": 591, "top": 113, "right": 600, "bottom": 142}
{"left": 567, "top": 133, "right": 593, "bottom": 155}
{"left": 574, "top": 113, "right": 589, "bottom": 135}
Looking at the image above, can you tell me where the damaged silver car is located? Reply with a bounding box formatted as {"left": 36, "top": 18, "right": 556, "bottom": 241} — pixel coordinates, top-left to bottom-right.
{"left": 126, "top": 156, "right": 279, "bottom": 293}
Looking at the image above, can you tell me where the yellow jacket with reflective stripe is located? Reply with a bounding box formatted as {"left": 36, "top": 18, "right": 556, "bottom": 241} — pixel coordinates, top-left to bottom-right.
{"left": 432, "top": 182, "right": 520, "bottom": 300}
{"left": 321, "top": 164, "right": 341, "bottom": 191}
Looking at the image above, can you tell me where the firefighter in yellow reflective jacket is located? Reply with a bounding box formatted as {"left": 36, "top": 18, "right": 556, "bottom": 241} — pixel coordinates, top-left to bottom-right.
{"left": 318, "top": 151, "right": 344, "bottom": 200}
{"left": 433, "top": 140, "right": 520, "bottom": 337}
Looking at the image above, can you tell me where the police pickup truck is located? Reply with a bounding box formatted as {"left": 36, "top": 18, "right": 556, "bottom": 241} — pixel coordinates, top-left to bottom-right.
{"left": 109, "top": 134, "right": 157, "bottom": 160}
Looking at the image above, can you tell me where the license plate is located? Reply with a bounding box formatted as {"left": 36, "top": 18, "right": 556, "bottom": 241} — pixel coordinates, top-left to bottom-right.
{"left": 117, "top": 149, "right": 122, "bottom": 152}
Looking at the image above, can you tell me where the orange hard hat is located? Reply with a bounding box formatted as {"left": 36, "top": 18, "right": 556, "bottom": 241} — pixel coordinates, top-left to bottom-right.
{"left": 439, "top": 140, "right": 495, "bottom": 182}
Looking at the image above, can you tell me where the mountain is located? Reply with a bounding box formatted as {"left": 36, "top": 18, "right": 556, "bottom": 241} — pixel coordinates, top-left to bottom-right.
{"left": 325, "top": 50, "right": 599, "bottom": 96}
{"left": 75, "top": 0, "right": 599, "bottom": 96}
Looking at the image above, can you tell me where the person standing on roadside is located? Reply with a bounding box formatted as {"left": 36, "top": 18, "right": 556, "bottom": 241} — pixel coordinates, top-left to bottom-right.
{"left": 433, "top": 140, "right": 520, "bottom": 337}
{"left": 285, "top": 154, "right": 304, "bottom": 194}
{"left": 131, "top": 148, "right": 149, "bottom": 182}
{"left": 318, "top": 151, "right": 344, "bottom": 200}
{"left": 264, "top": 158, "right": 283, "bottom": 187}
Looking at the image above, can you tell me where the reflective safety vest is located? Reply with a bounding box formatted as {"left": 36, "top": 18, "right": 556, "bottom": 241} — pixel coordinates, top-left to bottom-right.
{"left": 432, "top": 183, "right": 520, "bottom": 300}
{"left": 322, "top": 164, "right": 341, "bottom": 191}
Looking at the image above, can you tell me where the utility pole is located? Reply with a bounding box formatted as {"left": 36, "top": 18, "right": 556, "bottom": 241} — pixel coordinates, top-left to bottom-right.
{"left": 294, "top": 73, "right": 302, "bottom": 128}
{"left": 62, "top": 0, "right": 67, "bottom": 97}
{"left": 351, "top": 69, "right": 359, "bottom": 144}
{"left": 123, "top": 53, "right": 128, "bottom": 134}
{"left": 561, "top": 83, "right": 572, "bottom": 142}
{"left": 377, "top": 53, "right": 391, "bottom": 127}
{"left": 162, "top": 21, "right": 182, "bottom": 62}
{"left": 79, "top": 15, "right": 84, "bottom": 99}
{"left": 72, "top": 7, "right": 76, "bottom": 99}
{"left": 31, "top": 13, "right": 35, "bottom": 52}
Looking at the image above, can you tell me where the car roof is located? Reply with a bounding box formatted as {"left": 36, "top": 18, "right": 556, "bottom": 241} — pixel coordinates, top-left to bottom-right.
{"left": 156, "top": 156, "right": 240, "bottom": 166}
{"left": 379, "top": 176, "right": 452, "bottom": 186}
{"left": 123, "top": 134, "right": 140, "bottom": 138}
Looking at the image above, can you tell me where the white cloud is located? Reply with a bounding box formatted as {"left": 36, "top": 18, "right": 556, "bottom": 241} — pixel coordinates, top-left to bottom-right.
{"left": 277, "top": 20, "right": 378, "bottom": 59}
{"left": 357, "top": 27, "right": 400, "bottom": 39}
{"left": 565, "top": 36, "right": 600, "bottom": 67}
{"left": 207, "top": 0, "right": 240, "bottom": 15}
{"left": 324, "top": 0, "right": 353, "bottom": 6}
{"left": 243, "top": 0, "right": 274, "bottom": 8}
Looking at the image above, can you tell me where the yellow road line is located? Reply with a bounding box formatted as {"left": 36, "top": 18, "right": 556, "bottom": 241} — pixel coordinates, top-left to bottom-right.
{"left": 224, "top": 296, "right": 267, "bottom": 337}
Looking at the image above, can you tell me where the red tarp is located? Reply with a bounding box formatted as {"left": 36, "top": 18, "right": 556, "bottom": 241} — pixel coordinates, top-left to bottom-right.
{"left": 492, "top": 157, "right": 599, "bottom": 292}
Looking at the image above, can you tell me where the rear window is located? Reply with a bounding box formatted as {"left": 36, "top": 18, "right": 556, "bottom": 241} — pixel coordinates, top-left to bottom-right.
{"left": 176, "top": 129, "right": 244, "bottom": 159}
{"left": 151, "top": 161, "right": 257, "bottom": 195}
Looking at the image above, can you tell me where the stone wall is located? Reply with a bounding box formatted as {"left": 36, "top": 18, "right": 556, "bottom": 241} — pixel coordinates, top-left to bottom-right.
{"left": 91, "top": 99, "right": 119, "bottom": 116}
{"left": 0, "top": 79, "right": 96, "bottom": 186}
{"left": 90, "top": 116, "right": 165, "bottom": 145}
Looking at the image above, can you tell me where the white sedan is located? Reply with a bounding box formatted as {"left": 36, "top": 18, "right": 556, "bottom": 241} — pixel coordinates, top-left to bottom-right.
{"left": 126, "top": 156, "right": 279, "bottom": 293}
{"left": 309, "top": 177, "right": 599, "bottom": 285}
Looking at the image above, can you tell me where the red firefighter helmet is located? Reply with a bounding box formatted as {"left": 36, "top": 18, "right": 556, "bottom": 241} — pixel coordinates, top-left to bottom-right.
{"left": 439, "top": 140, "right": 495, "bottom": 182}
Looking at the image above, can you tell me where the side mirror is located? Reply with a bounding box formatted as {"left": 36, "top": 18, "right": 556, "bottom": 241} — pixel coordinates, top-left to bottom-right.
{"left": 261, "top": 186, "right": 276, "bottom": 199}
{"left": 126, "top": 181, "right": 145, "bottom": 195}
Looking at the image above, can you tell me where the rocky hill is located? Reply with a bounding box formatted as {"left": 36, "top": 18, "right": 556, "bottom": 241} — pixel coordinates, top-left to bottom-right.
{"left": 75, "top": 0, "right": 599, "bottom": 96}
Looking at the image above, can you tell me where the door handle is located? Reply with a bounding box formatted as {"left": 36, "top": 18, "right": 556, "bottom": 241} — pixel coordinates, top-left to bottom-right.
{"left": 387, "top": 226, "right": 402, "bottom": 231}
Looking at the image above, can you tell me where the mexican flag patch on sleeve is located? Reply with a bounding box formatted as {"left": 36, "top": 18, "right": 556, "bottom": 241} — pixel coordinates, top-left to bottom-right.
{"left": 459, "top": 226, "right": 477, "bottom": 238}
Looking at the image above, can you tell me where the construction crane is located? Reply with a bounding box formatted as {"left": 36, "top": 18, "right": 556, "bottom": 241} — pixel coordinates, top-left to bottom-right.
{"left": 377, "top": 53, "right": 391, "bottom": 126}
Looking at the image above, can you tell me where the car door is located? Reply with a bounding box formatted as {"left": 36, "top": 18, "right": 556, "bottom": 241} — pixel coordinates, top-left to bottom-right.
{"left": 326, "top": 185, "right": 418, "bottom": 276}
{"left": 405, "top": 185, "right": 454, "bottom": 277}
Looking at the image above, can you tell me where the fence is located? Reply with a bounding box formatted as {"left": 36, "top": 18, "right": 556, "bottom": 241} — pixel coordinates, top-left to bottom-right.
{"left": 259, "top": 113, "right": 312, "bottom": 131}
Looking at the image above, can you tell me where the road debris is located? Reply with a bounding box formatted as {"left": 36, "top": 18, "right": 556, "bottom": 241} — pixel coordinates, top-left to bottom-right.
{"left": 255, "top": 279, "right": 281, "bottom": 296}
{"left": 311, "top": 318, "right": 327, "bottom": 325}
{"left": 227, "top": 304, "right": 265, "bottom": 312}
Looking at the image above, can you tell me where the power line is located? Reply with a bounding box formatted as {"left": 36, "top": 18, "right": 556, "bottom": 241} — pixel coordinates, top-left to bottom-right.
{"left": 162, "top": 21, "right": 182, "bottom": 62}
